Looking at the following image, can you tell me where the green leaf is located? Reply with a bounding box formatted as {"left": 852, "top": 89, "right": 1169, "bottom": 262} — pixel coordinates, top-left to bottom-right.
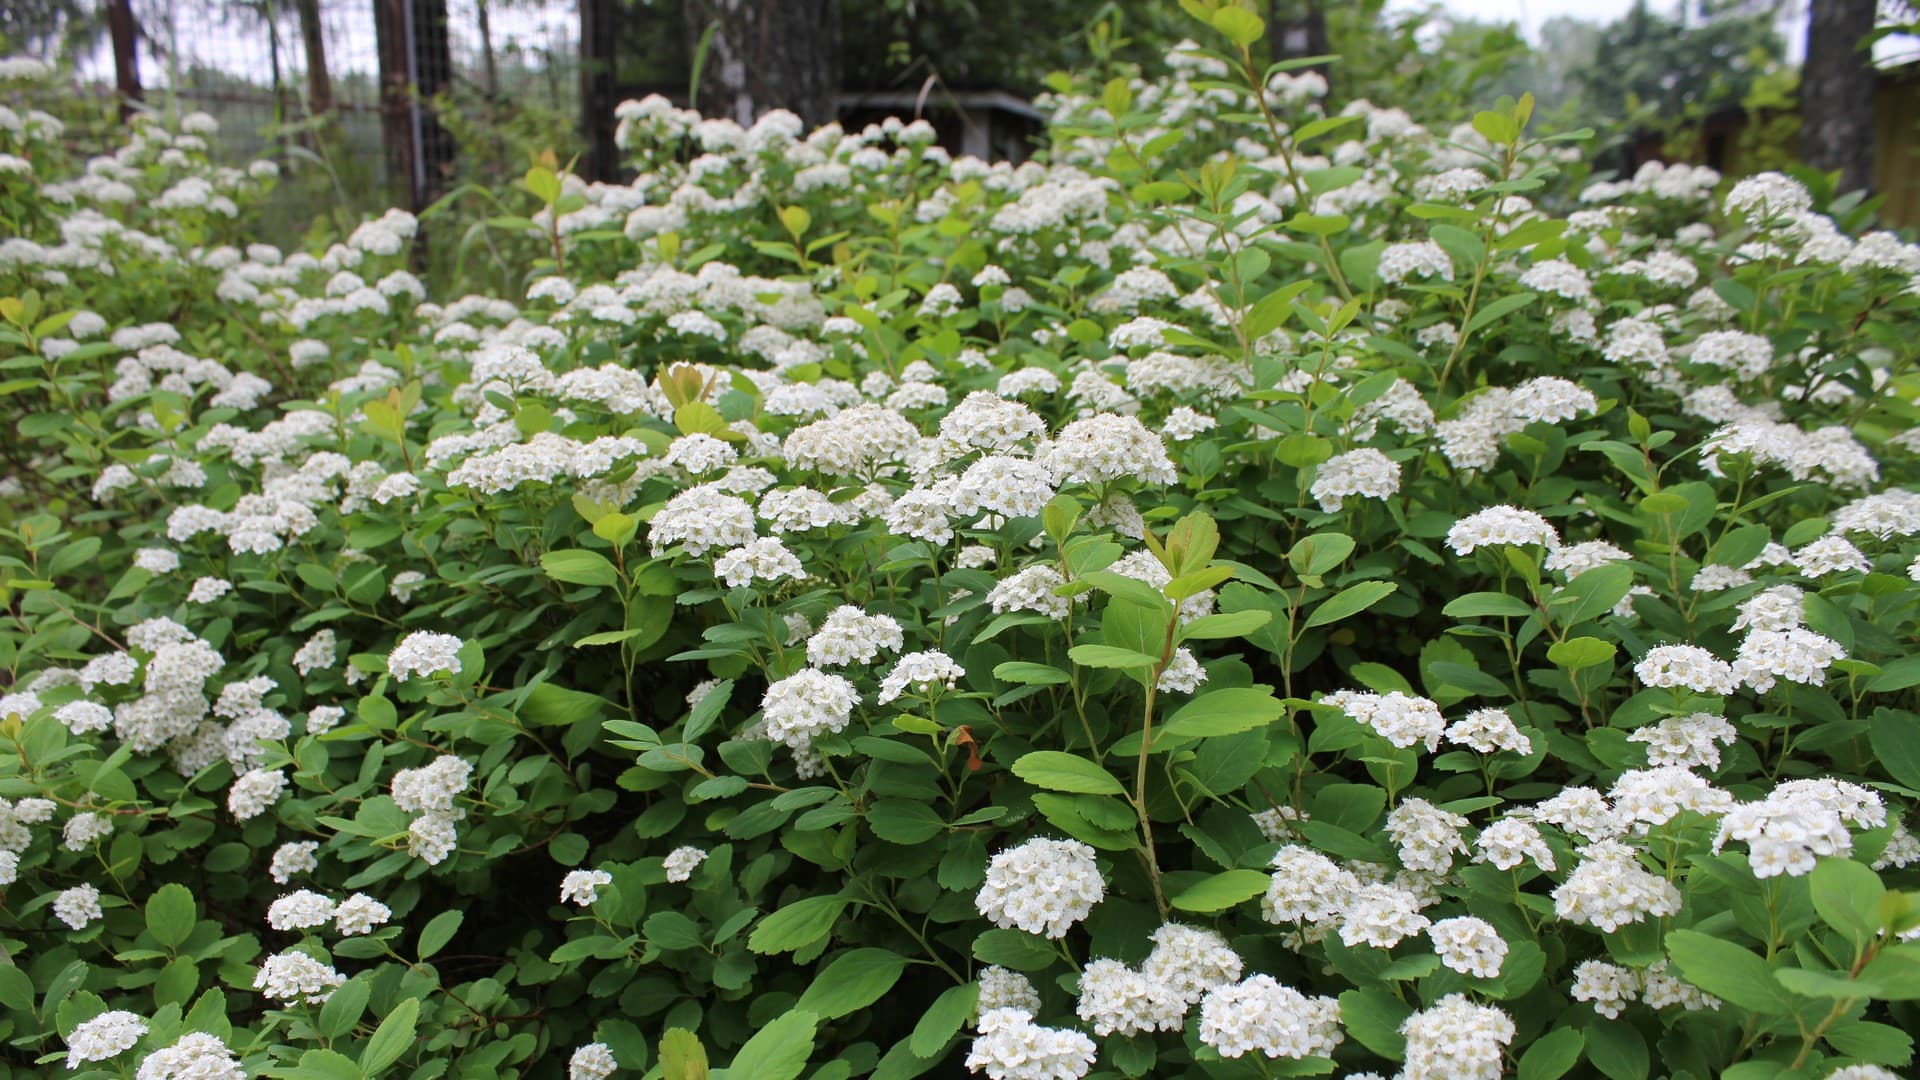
{"left": 908, "top": 982, "right": 980, "bottom": 1059}
{"left": 722, "top": 1009, "right": 815, "bottom": 1080}
{"left": 1011, "top": 751, "right": 1125, "bottom": 796}
{"left": 360, "top": 996, "right": 418, "bottom": 1073}
{"left": 1465, "top": 292, "right": 1536, "bottom": 335}
{"left": 1068, "top": 644, "right": 1160, "bottom": 671}
{"left": 521, "top": 682, "right": 607, "bottom": 728}
{"left": 972, "top": 929, "right": 1056, "bottom": 972}
{"left": 1517, "top": 1027, "right": 1584, "bottom": 1080}
{"left": 1666, "top": 928, "right": 1795, "bottom": 1014}
{"left": 289, "top": 1048, "right": 367, "bottom": 1080}
{"left": 1547, "top": 636, "right": 1616, "bottom": 671}
{"left": 1303, "top": 581, "right": 1397, "bottom": 629}
{"left": 868, "top": 800, "right": 946, "bottom": 844}
{"left": 993, "top": 662, "right": 1072, "bottom": 686}
{"left": 146, "top": 882, "right": 196, "bottom": 949}
{"left": 795, "top": 949, "right": 909, "bottom": 1019}
{"left": 645, "top": 911, "right": 705, "bottom": 950}
{"left": 1774, "top": 967, "right": 1878, "bottom": 998}
{"left": 1211, "top": 6, "right": 1265, "bottom": 47}
{"left": 1443, "top": 591, "right": 1534, "bottom": 619}
{"left": 1822, "top": 1020, "right": 1914, "bottom": 1065}
{"left": 540, "top": 549, "right": 618, "bottom": 588}
{"left": 1178, "top": 609, "right": 1272, "bottom": 640}
{"left": 417, "top": 910, "right": 463, "bottom": 960}
{"left": 1868, "top": 655, "right": 1920, "bottom": 692}
{"left": 1810, "top": 857, "right": 1885, "bottom": 948}
{"left": 1473, "top": 109, "right": 1519, "bottom": 145}
{"left": 1338, "top": 987, "right": 1410, "bottom": 1059}
{"left": 1288, "top": 532, "right": 1354, "bottom": 577}
{"left": 1584, "top": 1019, "right": 1648, "bottom": 1080}
{"left": 1870, "top": 709, "right": 1920, "bottom": 791}
{"left": 1551, "top": 563, "right": 1635, "bottom": 627}
{"left": 319, "top": 977, "right": 371, "bottom": 1039}
{"left": 1160, "top": 688, "right": 1286, "bottom": 739}
{"left": 660, "top": 1029, "right": 710, "bottom": 1080}
{"left": 1169, "top": 869, "right": 1270, "bottom": 913}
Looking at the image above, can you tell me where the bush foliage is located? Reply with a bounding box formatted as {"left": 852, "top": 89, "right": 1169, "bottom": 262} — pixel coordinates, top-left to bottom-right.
{"left": 3, "top": 3, "right": 1920, "bottom": 1078}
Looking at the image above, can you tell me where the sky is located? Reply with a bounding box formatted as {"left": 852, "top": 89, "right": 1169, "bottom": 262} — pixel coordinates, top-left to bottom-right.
{"left": 1408, "top": 0, "right": 1918, "bottom": 65}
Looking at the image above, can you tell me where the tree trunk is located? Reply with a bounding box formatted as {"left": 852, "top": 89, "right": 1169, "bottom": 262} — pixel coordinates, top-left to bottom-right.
{"left": 1800, "top": 0, "right": 1876, "bottom": 194}
{"left": 579, "top": 0, "right": 618, "bottom": 181}
{"left": 106, "top": 0, "right": 141, "bottom": 122}
{"left": 294, "top": 0, "right": 334, "bottom": 115}
{"left": 684, "top": 0, "right": 841, "bottom": 128}
{"left": 476, "top": 0, "right": 499, "bottom": 98}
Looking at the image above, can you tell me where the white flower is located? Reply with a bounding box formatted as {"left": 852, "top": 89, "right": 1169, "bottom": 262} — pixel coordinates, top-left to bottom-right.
{"left": 1143, "top": 923, "right": 1242, "bottom": 1004}
{"left": 712, "top": 537, "right": 804, "bottom": 588}
{"left": 966, "top": 1008, "right": 1096, "bottom": 1080}
{"left": 228, "top": 768, "right": 287, "bottom": 820}
{"left": 387, "top": 631, "right": 464, "bottom": 681}
{"left": 1572, "top": 959, "right": 1642, "bottom": 1018}
{"left": 877, "top": 650, "right": 966, "bottom": 704}
{"left": 136, "top": 1031, "right": 244, "bottom": 1080}
{"left": 1552, "top": 840, "right": 1682, "bottom": 931}
{"left": 1337, "top": 883, "right": 1430, "bottom": 948}
{"left": 663, "top": 846, "right": 707, "bottom": 882}
{"left": 1427, "top": 916, "right": 1506, "bottom": 978}
{"left": 1732, "top": 628, "right": 1845, "bottom": 692}
{"left": 270, "top": 841, "right": 320, "bottom": 883}
{"left": 978, "top": 966, "right": 1042, "bottom": 1012}
{"left": 1378, "top": 240, "right": 1454, "bottom": 284}
{"left": 1310, "top": 448, "right": 1401, "bottom": 511}
{"left": 561, "top": 869, "right": 613, "bottom": 906}
{"left": 53, "top": 883, "right": 103, "bottom": 929}
{"left": 391, "top": 756, "right": 473, "bottom": 813}
{"left": 1474, "top": 817, "right": 1556, "bottom": 871}
{"left": 1399, "top": 995, "right": 1513, "bottom": 1080}
{"left": 975, "top": 838, "right": 1104, "bottom": 939}
{"left": 254, "top": 949, "right": 346, "bottom": 1004}
{"left": 1197, "top": 975, "right": 1344, "bottom": 1060}
{"left": 1446, "top": 505, "right": 1559, "bottom": 554}
{"left": 334, "top": 893, "right": 391, "bottom": 935}
{"left": 1074, "top": 957, "right": 1186, "bottom": 1035}
{"left": 806, "top": 606, "right": 905, "bottom": 667}
{"left": 1322, "top": 689, "right": 1446, "bottom": 751}
{"left": 1634, "top": 644, "right": 1737, "bottom": 695}
{"left": 1262, "top": 845, "right": 1356, "bottom": 925}
{"left": 66, "top": 1010, "right": 148, "bottom": 1067}
{"left": 570, "top": 1043, "right": 619, "bottom": 1080}
{"left": 267, "top": 889, "right": 337, "bottom": 931}
{"left": 1792, "top": 536, "right": 1870, "bottom": 578}
{"left": 1386, "top": 798, "right": 1469, "bottom": 873}
{"left": 1155, "top": 647, "right": 1207, "bottom": 694}
{"left": 761, "top": 669, "right": 859, "bottom": 751}
{"left": 1445, "top": 707, "right": 1532, "bottom": 754}
{"left": 1629, "top": 713, "right": 1738, "bottom": 769}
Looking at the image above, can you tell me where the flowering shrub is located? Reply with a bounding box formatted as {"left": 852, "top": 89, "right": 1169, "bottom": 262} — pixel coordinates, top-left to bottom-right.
{"left": 4, "top": 2, "right": 1920, "bottom": 1077}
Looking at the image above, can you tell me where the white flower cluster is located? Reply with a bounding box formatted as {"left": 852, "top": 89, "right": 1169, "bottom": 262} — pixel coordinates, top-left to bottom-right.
{"left": 1398, "top": 995, "right": 1513, "bottom": 1080}
{"left": 1197, "top": 974, "right": 1343, "bottom": 1060}
{"left": 1321, "top": 689, "right": 1446, "bottom": 751}
{"left": 975, "top": 837, "right": 1104, "bottom": 938}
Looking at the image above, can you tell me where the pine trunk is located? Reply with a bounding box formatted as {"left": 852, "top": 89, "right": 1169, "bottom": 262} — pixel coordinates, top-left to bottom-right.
{"left": 1800, "top": 0, "right": 1876, "bottom": 194}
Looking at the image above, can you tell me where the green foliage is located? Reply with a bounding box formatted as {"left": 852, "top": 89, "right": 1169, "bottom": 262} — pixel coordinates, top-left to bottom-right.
{"left": 2, "top": 10, "right": 1920, "bottom": 1080}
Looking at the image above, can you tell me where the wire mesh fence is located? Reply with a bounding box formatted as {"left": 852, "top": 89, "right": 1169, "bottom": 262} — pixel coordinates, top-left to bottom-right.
{"left": 52, "top": 0, "right": 578, "bottom": 240}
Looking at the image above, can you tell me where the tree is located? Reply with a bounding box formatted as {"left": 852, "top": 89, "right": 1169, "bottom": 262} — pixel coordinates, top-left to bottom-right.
{"left": 684, "top": 0, "right": 842, "bottom": 127}
{"left": 1800, "top": 0, "right": 1877, "bottom": 194}
{"left": 293, "top": 0, "right": 335, "bottom": 116}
